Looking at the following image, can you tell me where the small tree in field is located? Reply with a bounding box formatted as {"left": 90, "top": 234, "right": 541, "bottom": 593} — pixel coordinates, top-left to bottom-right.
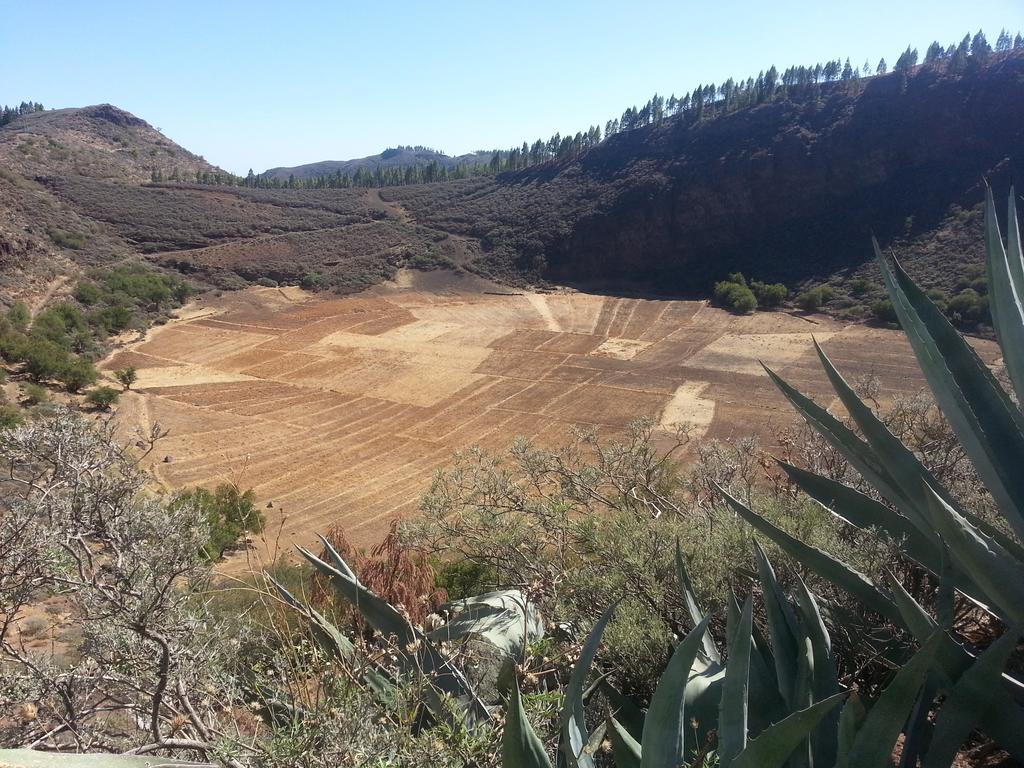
{"left": 114, "top": 366, "right": 137, "bottom": 390}
{"left": 85, "top": 385, "right": 120, "bottom": 410}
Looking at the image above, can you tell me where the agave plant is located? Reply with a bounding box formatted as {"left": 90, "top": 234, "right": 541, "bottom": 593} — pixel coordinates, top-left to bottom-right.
{"left": 504, "top": 540, "right": 954, "bottom": 768}
{"left": 717, "top": 187, "right": 1024, "bottom": 765}
{"left": 269, "top": 533, "right": 543, "bottom": 726}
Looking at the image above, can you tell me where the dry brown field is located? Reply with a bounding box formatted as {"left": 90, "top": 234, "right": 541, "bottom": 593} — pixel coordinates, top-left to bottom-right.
{"left": 103, "top": 271, "right": 995, "bottom": 558}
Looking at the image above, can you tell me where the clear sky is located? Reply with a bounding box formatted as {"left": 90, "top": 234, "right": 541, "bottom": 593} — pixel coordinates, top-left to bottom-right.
{"left": 2, "top": 1, "right": 1021, "bottom": 175}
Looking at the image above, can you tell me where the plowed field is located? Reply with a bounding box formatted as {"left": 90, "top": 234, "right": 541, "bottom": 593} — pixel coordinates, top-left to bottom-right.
{"left": 105, "top": 273, "right": 993, "bottom": 557}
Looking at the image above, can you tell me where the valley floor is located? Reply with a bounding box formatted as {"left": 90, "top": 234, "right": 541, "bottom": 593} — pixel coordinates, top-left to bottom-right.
{"left": 102, "top": 269, "right": 982, "bottom": 561}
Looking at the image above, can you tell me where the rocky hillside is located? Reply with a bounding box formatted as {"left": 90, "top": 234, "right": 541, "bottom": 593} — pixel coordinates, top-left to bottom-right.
{"left": 385, "top": 52, "right": 1024, "bottom": 302}
{"left": 0, "top": 105, "right": 226, "bottom": 301}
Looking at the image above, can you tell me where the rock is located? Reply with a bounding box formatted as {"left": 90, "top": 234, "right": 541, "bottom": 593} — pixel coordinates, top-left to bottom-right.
{"left": 163, "top": 455, "right": 173, "bottom": 463}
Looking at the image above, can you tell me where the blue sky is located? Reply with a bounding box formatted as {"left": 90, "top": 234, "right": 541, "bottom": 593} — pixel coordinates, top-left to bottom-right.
{"left": 2, "top": 1, "right": 1021, "bottom": 174}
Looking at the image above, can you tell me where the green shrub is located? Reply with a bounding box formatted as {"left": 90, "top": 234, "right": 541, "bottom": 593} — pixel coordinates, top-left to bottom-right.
{"left": 0, "top": 403, "right": 21, "bottom": 430}
{"left": 84, "top": 386, "right": 120, "bottom": 410}
{"left": 713, "top": 280, "right": 758, "bottom": 313}
{"left": 6, "top": 301, "right": 29, "bottom": 332}
{"left": 796, "top": 285, "right": 833, "bottom": 311}
{"left": 750, "top": 280, "right": 787, "bottom": 307}
{"left": 18, "top": 336, "right": 71, "bottom": 382}
{"left": 114, "top": 367, "right": 138, "bottom": 390}
{"left": 870, "top": 298, "right": 899, "bottom": 324}
{"left": 93, "top": 304, "right": 135, "bottom": 333}
{"left": 46, "top": 227, "right": 87, "bottom": 250}
{"left": 255, "top": 277, "right": 279, "bottom": 288}
{"left": 726, "top": 271, "right": 747, "bottom": 286}
{"left": 61, "top": 358, "right": 98, "bottom": 393}
{"left": 21, "top": 383, "right": 49, "bottom": 406}
{"left": 850, "top": 277, "right": 874, "bottom": 296}
{"left": 946, "top": 287, "right": 989, "bottom": 327}
{"left": 300, "top": 272, "right": 326, "bottom": 291}
{"left": 73, "top": 281, "right": 103, "bottom": 306}
{"left": 434, "top": 558, "right": 498, "bottom": 601}
{"left": 172, "top": 483, "right": 265, "bottom": 561}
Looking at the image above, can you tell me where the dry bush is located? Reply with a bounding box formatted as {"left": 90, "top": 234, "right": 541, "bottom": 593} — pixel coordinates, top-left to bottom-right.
{"left": 311, "top": 519, "right": 446, "bottom": 633}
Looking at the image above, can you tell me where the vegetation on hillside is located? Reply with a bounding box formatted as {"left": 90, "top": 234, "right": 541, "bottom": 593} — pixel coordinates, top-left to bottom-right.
{"left": 0, "top": 264, "right": 189, "bottom": 394}
{"left": 0, "top": 102, "right": 44, "bottom": 127}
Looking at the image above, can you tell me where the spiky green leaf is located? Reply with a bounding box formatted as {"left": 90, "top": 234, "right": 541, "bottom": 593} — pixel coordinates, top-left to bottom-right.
{"left": 505, "top": 681, "right": 554, "bottom": 768}
{"left": 561, "top": 601, "right": 619, "bottom": 768}
{"left": 716, "top": 484, "right": 904, "bottom": 627}
{"left": 920, "top": 483, "right": 1024, "bottom": 624}
{"left": 984, "top": 187, "right": 1024, "bottom": 403}
{"left": 730, "top": 693, "right": 848, "bottom": 768}
{"left": 607, "top": 716, "right": 642, "bottom": 768}
{"left": 923, "top": 625, "right": 1024, "bottom": 768}
{"left": 876, "top": 243, "right": 1024, "bottom": 540}
{"left": 841, "top": 633, "right": 940, "bottom": 768}
{"left": 676, "top": 539, "right": 720, "bottom": 662}
{"left": 719, "top": 596, "right": 753, "bottom": 767}
{"left": 640, "top": 615, "right": 712, "bottom": 768}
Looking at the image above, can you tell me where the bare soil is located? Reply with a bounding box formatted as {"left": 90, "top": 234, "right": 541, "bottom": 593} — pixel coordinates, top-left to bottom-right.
{"left": 102, "top": 270, "right": 999, "bottom": 562}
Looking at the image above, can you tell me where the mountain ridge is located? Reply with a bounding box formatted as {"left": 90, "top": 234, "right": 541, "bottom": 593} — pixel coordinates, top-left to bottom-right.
{"left": 261, "top": 146, "right": 496, "bottom": 182}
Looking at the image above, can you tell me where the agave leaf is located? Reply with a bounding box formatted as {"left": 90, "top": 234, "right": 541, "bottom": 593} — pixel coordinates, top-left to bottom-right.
{"left": 719, "top": 596, "right": 754, "bottom": 767}
{"left": 762, "top": 364, "right": 919, "bottom": 522}
{"left": 599, "top": 680, "right": 645, "bottom": 743}
{"left": 810, "top": 340, "right": 946, "bottom": 535}
{"left": 676, "top": 539, "right": 720, "bottom": 662}
{"left": 726, "top": 592, "right": 783, "bottom": 731}
{"left": 315, "top": 533, "right": 358, "bottom": 580}
{"left": 836, "top": 693, "right": 866, "bottom": 758}
{"left": 428, "top": 589, "right": 543, "bottom": 659}
{"left": 607, "top": 716, "right": 642, "bottom": 768}
{"left": 267, "top": 574, "right": 396, "bottom": 701}
{"left": 779, "top": 461, "right": 937, "bottom": 564}
{"left": 842, "top": 633, "right": 940, "bottom": 768}
{"left": 640, "top": 615, "right": 712, "bottom": 768}
{"left": 685, "top": 652, "right": 727, "bottom": 751}
{"left": 729, "top": 692, "right": 848, "bottom": 768}
{"left": 715, "top": 484, "right": 905, "bottom": 627}
{"left": 295, "top": 545, "right": 488, "bottom": 723}
{"left": 561, "top": 601, "right": 619, "bottom": 768}
{"left": 883, "top": 572, "right": 1024, "bottom": 760}
{"left": 876, "top": 243, "right": 1024, "bottom": 540}
{"left": 919, "top": 483, "right": 1024, "bottom": 624}
{"left": 752, "top": 542, "right": 802, "bottom": 709}
{"left": 0, "top": 752, "right": 213, "bottom": 767}
{"left": 923, "top": 625, "right": 1024, "bottom": 768}
{"left": 985, "top": 187, "right": 1024, "bottom": 403}
{"left": 504, "top": 680, "right": 554, "bottom": 768}
{"left": 267, "top": 574, "right": 356, "bottom": 661}
{"left": 792, "top": 575, "right": 841, "bottom": 768}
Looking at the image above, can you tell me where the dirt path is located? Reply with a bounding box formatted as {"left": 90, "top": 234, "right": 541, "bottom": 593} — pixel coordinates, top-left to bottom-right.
{"left": 372, "top": 189, "right": 412, "bottom": 224}
{"left": 29, "top": 275, "right": 70, "bottom": 316}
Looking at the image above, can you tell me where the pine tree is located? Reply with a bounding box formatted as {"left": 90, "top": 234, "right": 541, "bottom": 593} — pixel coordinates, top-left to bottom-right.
{"left": 971, "top": 30, "right": 992, "bottom": 60}
{"left": 1015, "top": 33, "right": 1024, "bottom": 49}
{"left": 894, "top": 46, "right": 918, "bottom": 73}
{"left": 876, "top": 58, "right": 888, "bottom": 75}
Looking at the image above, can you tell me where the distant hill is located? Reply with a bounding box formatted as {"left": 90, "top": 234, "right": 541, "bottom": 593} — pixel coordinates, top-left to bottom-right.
{"left": 0, "top": 104, "right": 233, "bottom": 301}
{"left": 0, "top": 104, "right": 223, "bottom": 183}
{"left": 3, "top": 51, "right": 1024, "bottom": 321}
{"left": 261, "top": 146, "right": 495, "bottom": 182}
